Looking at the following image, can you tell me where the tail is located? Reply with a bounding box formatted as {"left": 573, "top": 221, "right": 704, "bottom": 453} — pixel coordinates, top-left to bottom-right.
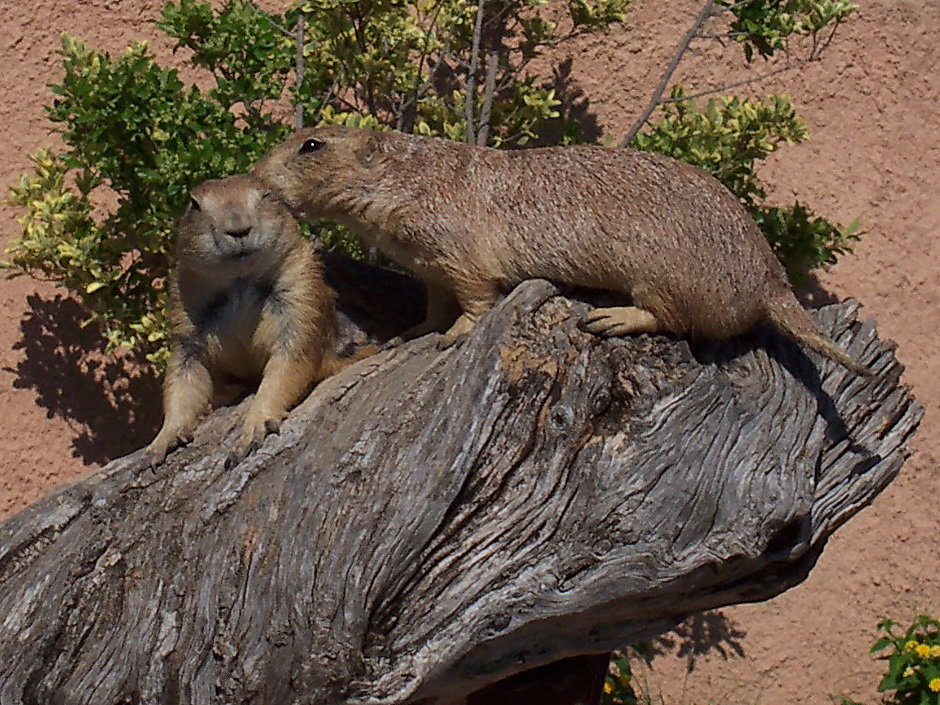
{"left": 766, "top": 293, "right": 873, "bottom": 377}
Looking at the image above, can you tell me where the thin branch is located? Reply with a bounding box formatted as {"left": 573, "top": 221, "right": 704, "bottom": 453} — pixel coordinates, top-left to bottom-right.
{"left": 465, "top": 0, "right": 486, "bottom": 144}
{"left": 658, "top": 58, "right": 812, "bottom": 104}
{"left": 696, "top": 31, "right": 748, "bottom": 39}
{"left": 476, "top": 52, "right": 498, "bottom": 147}
{"left": 415, "top": 0, "right": 447, "bottom": 78}
{"left": 329, "top": 90, "right": 364, "bottom": 115}
{"left": 666, "top": 16, "right": 845, "bottom": 106}
{"left": 711, "top": 0, "right": 758, "bottom": 14}
{"left": 814, "top": 18, "right": 842, "bottom": 59}
{"left": 619, "top": 0, "right": 716, "bottom": 148}
{"left": 217, "top": 62, "right": 264, "bottom": 124}
{"left": 247, "top": 1, "right": 293, "bottom": 37}
{"left": 495, "top": 74, "right": 517, "bottom": 94}
{"left": 396, "top": 0, "right": 455, "bottom": 133}
{"left": 294, "top": 12, "right": 306, "bottom": 130}
{"left": 311, "top": 80, "right": 336, "bottom": 128}
{"left": 397, "top": 40, "right": 450, "bottom": 132}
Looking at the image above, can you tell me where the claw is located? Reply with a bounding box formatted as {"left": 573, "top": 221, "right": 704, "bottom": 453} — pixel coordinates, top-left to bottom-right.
{"left": 143, "top": 426, "right": 194, "bottom": 468}
{"left": 224, "top": 451, "right": 240, "bottom": 470}
{"left": 580, "top": 306, "right": 659, "bottom": 337}
{"left": 581, "top": 315, "right": 615, "bottom": 335}
{"left": 226, "top": 416, "right": 278, "bottom": 469}
{"left": 143, "top": 446, "right": 168, "bottom": 469}
{"left": 581, "top": 309, "right": 608, "bottom": 324}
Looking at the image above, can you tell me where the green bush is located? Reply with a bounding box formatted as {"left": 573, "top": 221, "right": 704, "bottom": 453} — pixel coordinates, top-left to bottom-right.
{"left": 7, "top": 0, "right": 858, "bottom": 366}
{"left": 631, "top": 87, "right": 860, "bottom": 281}
{"left": 869, "top": 615, "right": 940, "bottom": 705}
{"left": 717, "top": 0, "right": 856, "bottom": 62}
{"left": 7, "top": 34, "right": 288, "bottom": 366}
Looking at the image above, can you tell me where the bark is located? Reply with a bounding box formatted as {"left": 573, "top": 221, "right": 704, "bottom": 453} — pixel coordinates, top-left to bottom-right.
{"left": 0, "top": 258, "right": 922, "bottom": 705}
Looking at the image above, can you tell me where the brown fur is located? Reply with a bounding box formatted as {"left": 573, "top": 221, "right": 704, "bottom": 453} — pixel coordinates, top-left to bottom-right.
{"left": 253, "top": 126, "right": 870, "bottom": 375}
{"left": 145, "top": 174, "right": 343, "bottom": 467}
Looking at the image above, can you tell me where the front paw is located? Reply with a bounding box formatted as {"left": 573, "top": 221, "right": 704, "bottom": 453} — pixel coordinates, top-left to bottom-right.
{"left": 144, "top": 428, "right": 194, "bottom": 467}
{"left": 224, "top": 443, "right": 260, "bottom": 470}
{"left": 438, "top": 315, "right": 476, "bottom": 349}
{"left": 436, "top": 331, "right": 468, "bottom": 350}
{"left": 143, "top": 444, "right": 170, "bottom": 469}
{"left": 224, "top": 415, "right": 282, "bottom": 469}
{"left": 380, "top": 336, "right": 406, "bottom": 351}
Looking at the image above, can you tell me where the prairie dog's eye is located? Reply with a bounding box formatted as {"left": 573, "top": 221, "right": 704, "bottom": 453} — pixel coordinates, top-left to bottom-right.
{"left": 299, "top": 138, "right": 326, "bottom": 155}
{"left": 189, "top": 196, "right": 202, "bottom": 211}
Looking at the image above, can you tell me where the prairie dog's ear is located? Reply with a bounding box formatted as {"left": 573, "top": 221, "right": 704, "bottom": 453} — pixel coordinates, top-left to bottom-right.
{"left": 355, "top": 133, "right": 380, "bottom": 167}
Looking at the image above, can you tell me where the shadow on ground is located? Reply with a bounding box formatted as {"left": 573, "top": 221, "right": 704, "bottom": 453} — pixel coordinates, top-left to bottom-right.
{"left": 534, "top": 58, "right": 604, "bottom": 146}
{"left": 794, "top": 272, "right": 842, "bottom": 308}
{"left": 646, "top": 611, "right": 748, "bottom": 667}
{"left": 7, "top": 294, "right": 162, "bottom": 465}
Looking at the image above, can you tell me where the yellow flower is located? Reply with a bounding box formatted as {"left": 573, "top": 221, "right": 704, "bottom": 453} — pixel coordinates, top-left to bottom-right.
{"left": 929, "top": 677, "right": 940, "bottom": 693}
{"left": 906, "top": 640, "right": 920, "bottom": 650}
{"left": 931, "top": 645, "right": 940, "bottom": 658}
{"left": 604, "top": 680, "right": 614, "bottom": 695}
{"left": 903, "top": 667, "right": 915, "bottom": 677}
{"left": 916, "top": 644, "right": 932, "bottom": 658}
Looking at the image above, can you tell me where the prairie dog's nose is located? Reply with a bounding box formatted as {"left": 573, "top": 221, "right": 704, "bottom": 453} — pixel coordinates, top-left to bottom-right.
{"left": 227, "top": 227, "right": 251, "bottom": 239}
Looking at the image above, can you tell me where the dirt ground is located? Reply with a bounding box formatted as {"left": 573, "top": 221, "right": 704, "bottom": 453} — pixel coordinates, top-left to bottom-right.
{"left": 0, "top": 1, "right": 936, "bottom": 704}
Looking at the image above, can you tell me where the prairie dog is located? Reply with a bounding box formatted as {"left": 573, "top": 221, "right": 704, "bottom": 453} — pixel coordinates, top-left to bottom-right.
{"left": 253, "top": 126, "right": 870, "bottom": 375}
{"left": 145, "top": 174, "right": 341, "bottom": 467}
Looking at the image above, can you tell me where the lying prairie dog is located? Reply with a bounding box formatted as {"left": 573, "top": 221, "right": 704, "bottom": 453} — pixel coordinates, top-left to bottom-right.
{"left": 145, "top": 174, "right": 347, "bottom": 468}
{"left": 253, "top": 126, "right": 870, "bottom": 376}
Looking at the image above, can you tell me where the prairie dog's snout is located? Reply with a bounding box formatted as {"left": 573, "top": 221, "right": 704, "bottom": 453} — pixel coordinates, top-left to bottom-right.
{"left": 180, "top": 177, "right": 301, "bottom": 272}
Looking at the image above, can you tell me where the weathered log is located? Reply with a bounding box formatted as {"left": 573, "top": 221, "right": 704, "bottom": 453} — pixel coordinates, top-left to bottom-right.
{"left": 0, "top": 257, "right": 922, "bottom": 705}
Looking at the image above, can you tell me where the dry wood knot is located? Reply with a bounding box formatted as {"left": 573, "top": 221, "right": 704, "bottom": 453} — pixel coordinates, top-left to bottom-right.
{"left": 547, "top": 403, "right": 575, "bottom": 433}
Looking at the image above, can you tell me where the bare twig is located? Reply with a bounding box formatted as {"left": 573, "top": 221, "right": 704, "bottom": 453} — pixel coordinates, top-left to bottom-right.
{"left": 466, "top": 0, "right": 486, "bottom": 144}
{"left": 619, "top": 0, "right": 716, "bottom": 148}
{"left": 476, "top": 52, "right": 499, "bottom": 147}
{"left": 215, "top": 63, "right": 265, "bottom": 123}
{"left": 311, "top": 80, "right": 337, "bottom": 127}
{"left": 397, "top": 3, "right": 449, "bottom": 132}
{"left": 658, "top": 58, "right": 812, "bottom": 104}
{"left": 711, "top": 0, "right": 757, "bottom": 14}
{"left": 247, "top": 1, "right": 292, "bottom": 37}
{"left": 415, "top": 0, "right": 447, "bottom": 77}
{"left": 656, "top": 8, "right": 846, "bottom": 108}
{"left": 814, "top": 18, "right": 843, "bottom": 59}
{"left": 697, "top": 31, "right": 748, "bottom": 39}
{"left": 331, "top": 91, "right": 364, "bottom": 115}
{"left": 399, "top": 49, "right": 448, "bottom": 129}
{"left": 295, "top": 12, "right": 306, "bottom": 130}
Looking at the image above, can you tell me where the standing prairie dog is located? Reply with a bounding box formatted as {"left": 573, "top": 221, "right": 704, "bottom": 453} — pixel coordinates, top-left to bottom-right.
{"left": 253, "top": 126, "right": 870, "bottom": 375}
{"left": 145, "top": 174, "right": 342, "bottom": 468}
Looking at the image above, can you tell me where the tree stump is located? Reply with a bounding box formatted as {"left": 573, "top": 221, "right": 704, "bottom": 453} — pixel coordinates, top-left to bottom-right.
{"left": 0, "top": 258, "right": 922, "bottom": 705}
